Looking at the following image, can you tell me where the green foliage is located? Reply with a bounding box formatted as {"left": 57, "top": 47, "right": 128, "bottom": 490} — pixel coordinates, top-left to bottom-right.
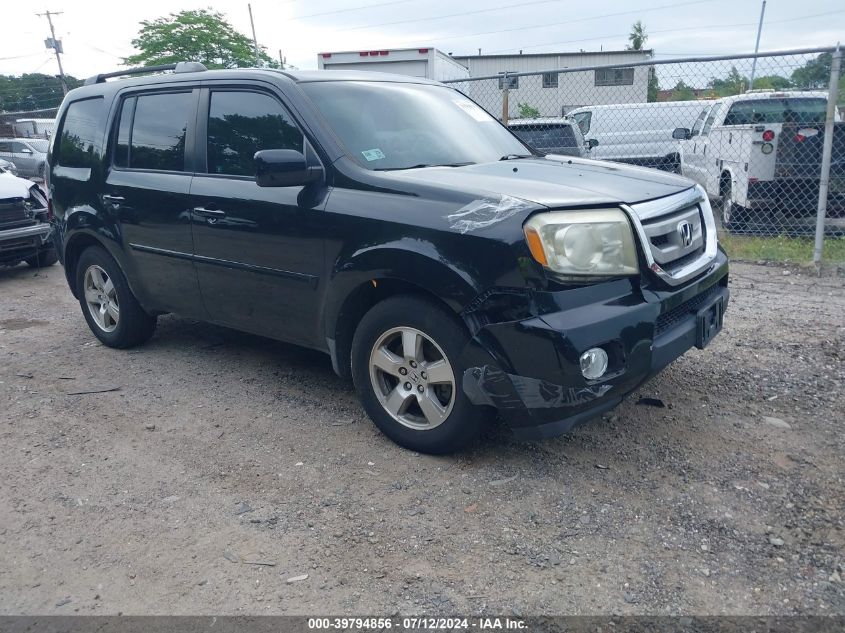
{"left": 719, "top": 233, "right": 845, "bottom": 264}
{"left": 0, "top": 73, "right": 81, "bottom": 112}
{"left": 670, "top": 80, "right": 695, "bottom": 101}
{"left": 647, "top": 67, "right": 659, "bottom": 102}
{"left": 123, "top": 9, "right": 278, "bottom": 69}
{"left": 791, "top": 52, "right": 845, "bottom": 105}
{"left": 751, "top": 75, "right": 792, "bottom": 90}
{"left": 517, "top": 102, "right": 541, "bottom": 118}
{"left": 627, "top": 21, "right": 648, "bottom": 51}
{"left": 708, "top": 66, "right": 746, "bottom": 97}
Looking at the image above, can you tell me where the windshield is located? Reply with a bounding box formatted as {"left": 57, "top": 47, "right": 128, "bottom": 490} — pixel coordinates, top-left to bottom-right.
{"left": 723, "top": 98, "right": 827, "bottom": 126}
{"left": 300, "top": 81, "right": 529, "bottom": 170}
{"left": 27, "top": 139, "right": 49, "bottom": 153}
{"left": 511, "top": 124, "right": 578, "bottom": 150}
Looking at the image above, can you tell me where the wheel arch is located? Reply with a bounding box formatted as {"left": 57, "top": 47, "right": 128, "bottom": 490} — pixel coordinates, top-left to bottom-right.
{"left": 63, "top": 231, "right": 114, "bottom": 299}
{"left": 324, "top": 246, "right": 482, "bottom": 380}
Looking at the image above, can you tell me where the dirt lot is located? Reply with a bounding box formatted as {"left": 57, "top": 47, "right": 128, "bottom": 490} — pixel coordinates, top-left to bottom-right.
{"left": 0, "top": 261, "right": 843, "bottom": 616}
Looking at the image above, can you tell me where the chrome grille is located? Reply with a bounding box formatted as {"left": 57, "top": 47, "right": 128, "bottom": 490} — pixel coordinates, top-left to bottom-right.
{"left": 625, "top": 186, "right": 718, "bottom": 287}
{"left": 640, "top": 202, "right": 705, "bottom": 273}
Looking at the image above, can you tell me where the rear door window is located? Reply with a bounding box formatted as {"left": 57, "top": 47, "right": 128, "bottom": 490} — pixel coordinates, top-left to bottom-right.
{"left": 57, "top": 97, "right": 104, "bottom": 168}
{"left": 114, "top": 91, "right": 194, "bottom": 172}
{"left": 206, "top": 90, "right": 303, "bottom": 176}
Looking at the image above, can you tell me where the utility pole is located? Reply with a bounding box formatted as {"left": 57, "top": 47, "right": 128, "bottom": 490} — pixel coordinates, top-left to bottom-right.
{"left": 37, "top": 9, "right": 68, "bottom": 95}
{"left": 247, "top": 4, "right": 260, "bottom": 67}
{"left": 748, "top": 0, "right": 767, "bottom": 91}
{"left": 278, "top": 49, "right": 285, "bottom": 70}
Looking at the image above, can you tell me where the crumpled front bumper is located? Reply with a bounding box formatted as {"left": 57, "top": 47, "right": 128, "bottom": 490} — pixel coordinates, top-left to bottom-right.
{"left": 460, "top": 251, "right": 729, "bottom": 439}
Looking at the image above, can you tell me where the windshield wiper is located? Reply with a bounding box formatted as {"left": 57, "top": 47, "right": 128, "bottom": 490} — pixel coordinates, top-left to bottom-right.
{"left": 499, "top": 154, "right": 533, "bottom": 161}
{"left": 375, "top": 162, "right": 475, "bottom": 171}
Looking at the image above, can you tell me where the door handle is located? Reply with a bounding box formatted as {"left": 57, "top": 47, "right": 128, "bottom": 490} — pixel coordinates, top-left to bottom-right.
{"left": 193, "top": 206, "right": 226, "bottom": 218}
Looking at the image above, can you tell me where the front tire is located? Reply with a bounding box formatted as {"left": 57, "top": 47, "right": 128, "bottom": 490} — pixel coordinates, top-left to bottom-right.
{"left": 351, "top": 296, "right": 485, "bottom": 454}
{"left": 75, "top": 246, "right": 157, "bottom": 348}
{"left": 24, "top": 249, "right": 58, "bottom": 268}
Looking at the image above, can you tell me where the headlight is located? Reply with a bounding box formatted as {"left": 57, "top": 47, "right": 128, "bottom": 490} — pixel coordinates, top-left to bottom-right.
{"left": 524, "top": 209, "right": 639, "bottom": 278}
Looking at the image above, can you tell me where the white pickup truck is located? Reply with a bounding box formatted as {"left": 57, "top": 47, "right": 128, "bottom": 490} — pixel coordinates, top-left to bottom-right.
{"left": 673, "top": 90, "right": 844, "bottom": 233}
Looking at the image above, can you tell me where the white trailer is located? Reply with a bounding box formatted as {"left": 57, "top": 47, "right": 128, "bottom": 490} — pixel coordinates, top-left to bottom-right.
{"left": 317, "top": 47, "right": 469, "bottom": 82}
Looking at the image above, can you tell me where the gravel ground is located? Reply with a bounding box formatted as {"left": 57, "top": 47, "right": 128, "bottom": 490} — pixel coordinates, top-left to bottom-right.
{"left": 0, "top": 261, "right": 843, "bottom": 616}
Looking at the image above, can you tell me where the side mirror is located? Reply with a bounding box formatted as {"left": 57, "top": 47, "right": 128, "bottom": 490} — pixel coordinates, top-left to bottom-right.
{"left": 586, "top": 138, "right": 599, "bottom": 149}
{"left": 254, "top": 149, "right": 322, "bottom": 187}
{"left": 672, "top": 127, "right": 690, "bottom": 140}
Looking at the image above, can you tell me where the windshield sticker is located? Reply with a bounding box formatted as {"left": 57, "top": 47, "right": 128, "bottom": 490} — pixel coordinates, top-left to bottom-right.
{"left": 446, "top": 195, "right": 534, "bottom": 234}
{"left": 361, "top": 148, "right": 386, "bottom": 162}
{"left": 453, "top": 99, "right": 490, "bottom": 122}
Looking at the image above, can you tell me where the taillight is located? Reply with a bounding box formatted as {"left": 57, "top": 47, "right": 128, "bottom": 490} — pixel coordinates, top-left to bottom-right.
{"left": 762, "top": 129, "right": 775, "bottom": 142}
{"left": 794, "top": 133, "right": 806, "bottom": 142}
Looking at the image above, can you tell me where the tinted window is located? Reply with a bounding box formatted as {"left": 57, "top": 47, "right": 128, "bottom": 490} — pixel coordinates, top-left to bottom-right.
{"left": 114, "top": 97, "right": 135, "bottom": 168}
{"left": 125, "top": 92, "right": 193, "bottom": 171}
{"left": 207, "top": 91, "right": 303, "bottom": 176}
{"left": 723, "top": 98, "right": 827, "bottom": 126}
{"left": 57, "top": 97, "right": 104, "bottom": 168}
{"left": 511, "top": 124, "right": 577, "bottom": 150}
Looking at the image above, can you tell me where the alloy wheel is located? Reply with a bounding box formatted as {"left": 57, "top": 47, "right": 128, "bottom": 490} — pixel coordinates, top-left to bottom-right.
{"left": 83, "top": 265, "right": 120, "bottom": 333}
{"left": 368, "top": 326, "right": 456, "bottom": 431}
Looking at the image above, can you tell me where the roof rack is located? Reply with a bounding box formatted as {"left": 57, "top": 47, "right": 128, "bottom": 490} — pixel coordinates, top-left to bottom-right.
{"left": 84, "top": 62, "right": 207, "bottom": 86}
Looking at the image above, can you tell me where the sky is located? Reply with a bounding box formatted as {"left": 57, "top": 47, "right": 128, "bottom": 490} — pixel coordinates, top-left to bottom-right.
{"left": 1, "top": 0, "right": 843, "bottom": 78}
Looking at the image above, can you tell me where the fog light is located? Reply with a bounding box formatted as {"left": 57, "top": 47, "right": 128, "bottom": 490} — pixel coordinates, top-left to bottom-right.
{"left": 580, "top": 347, "right": 608, "bottom": 380}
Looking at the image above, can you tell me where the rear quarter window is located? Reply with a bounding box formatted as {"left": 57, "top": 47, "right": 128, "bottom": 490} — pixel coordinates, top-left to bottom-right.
{"left": 57, "top": 97, "right": 105, "bottom": 168}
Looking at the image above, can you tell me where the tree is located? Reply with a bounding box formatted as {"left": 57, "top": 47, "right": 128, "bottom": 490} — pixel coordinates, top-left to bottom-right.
{"left": 752, "top": 75, "right": 792, "bottom": 90}
{"left": 709, "top": 66, "right": 746, "bottom": 97}
{"left": 647, "top": 67, "right": 659, "bottom": 102}
{"left": 0, "top": 73, "right": 81, "bottom": 112}
{"left": 791, "top": 53, "right": 845, "bottom": 105}
{"left": 123, "top": 9, "right": 278, "bottom": 69}
{"left": 517, "top": 102, "right": 541, "bottom": 118}
{"left": 627, "top": 21, "right": 648, "bottom": 51}
{"left": 670, "top": 80, "right": 695, "bottom": 101}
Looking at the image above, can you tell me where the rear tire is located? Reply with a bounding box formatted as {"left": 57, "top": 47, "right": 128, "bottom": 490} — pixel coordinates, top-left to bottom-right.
{"left": 719, "top": 176, "right": 749, "bottom": 234}
{"left": 351, "top": 295, "right": 485, "bottom": 454}
{"left": 75, "top": 246, "right": 157, "bottom": 349}
{"left": 24, "top": 249, "right": 58, "bottom": 268}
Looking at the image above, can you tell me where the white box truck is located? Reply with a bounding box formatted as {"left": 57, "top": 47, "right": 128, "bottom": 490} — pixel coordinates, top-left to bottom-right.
{"left": 317, "top": 47, "right": 469, "bottom": 82}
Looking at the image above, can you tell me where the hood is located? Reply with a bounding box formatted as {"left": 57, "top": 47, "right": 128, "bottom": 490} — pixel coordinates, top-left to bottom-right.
{"left": 380, "top": 156, "right": 693, "bottom": 208}
{"left": 0, "top": 171, "right": 35, "bottom": 200}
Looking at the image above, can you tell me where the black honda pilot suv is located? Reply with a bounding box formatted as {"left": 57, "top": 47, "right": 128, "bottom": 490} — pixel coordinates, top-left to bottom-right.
{"left": 48, "top": 62, "right": 729, "bottom": 454}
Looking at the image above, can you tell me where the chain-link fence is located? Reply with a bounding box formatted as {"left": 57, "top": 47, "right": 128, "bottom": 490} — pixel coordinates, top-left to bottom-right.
{"left": 445, "top": 47, "right": 845, "bottom": 261}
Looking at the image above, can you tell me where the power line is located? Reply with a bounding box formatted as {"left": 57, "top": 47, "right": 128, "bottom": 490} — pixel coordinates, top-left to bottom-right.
{"left": 290, "top": 0, "right": 413, "bottom": 21}
{"left": 335, "top": 0, "right": 565, "bottom": 33}
{"left": 343, "top": 0, "right": 712, "bottom": 45}
{"left": 485, "top": 8, "right": 845, "bottom": 55}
